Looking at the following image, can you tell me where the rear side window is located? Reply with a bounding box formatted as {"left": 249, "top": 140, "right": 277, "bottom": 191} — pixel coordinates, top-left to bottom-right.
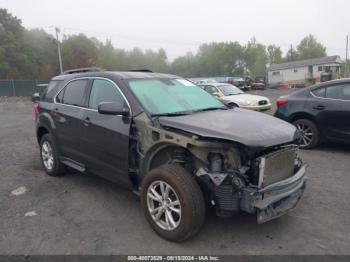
{"left": 88, "top": 79, "right": 125, "bottom": 109}
{"left": 312, "top": 87, "right": 326, "bottom": 98}
{"left": 42, "top": 80, "right": 62, "bottom": 102}
{"left": 60, "top": 80, "right": 88, "bottom": 107}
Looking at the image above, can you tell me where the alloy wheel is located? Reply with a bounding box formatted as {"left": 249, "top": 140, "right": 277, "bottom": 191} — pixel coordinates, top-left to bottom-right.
{"left": 295, "top": 122, "right": 314, "bottom": 147}
{"left": 41, "top": 141, "right": 54, "bottom": 171}
{"left": 146, "top": 180, "right": 181, "bottom": 231}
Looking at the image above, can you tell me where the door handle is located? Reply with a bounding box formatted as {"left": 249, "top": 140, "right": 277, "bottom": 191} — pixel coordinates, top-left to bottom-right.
{"left": 83, "top": 117, "right": 91, "bottom": 126}
{"left": 313, "top": 105, "right": 325, "bottom": 110}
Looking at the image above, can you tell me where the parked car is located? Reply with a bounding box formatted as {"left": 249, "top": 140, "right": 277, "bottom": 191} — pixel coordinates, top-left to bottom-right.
{"left": 252, "top": 76, "right": 267, "bottom": 90}
{"left": 275, "top": 78, "right": 350, "bottom": 148}
{"left": 194, "top": 78, "right": 216, "bottom": 85}
{"left": 229, "top": 76, "right": 248, "bottom": 91}
{"left": 199, "top": 82, "right": 271, "bottom": 111}
{"left": 33, "top": 68, "right": 306, "bottom": 241}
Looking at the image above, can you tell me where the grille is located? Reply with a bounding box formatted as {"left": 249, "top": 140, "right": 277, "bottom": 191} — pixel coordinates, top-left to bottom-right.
{"left": 258, "top": 147, "right": 297, "bottom": 187}
{"left": 258, "top": 100, "right": 268, "bottom": 105}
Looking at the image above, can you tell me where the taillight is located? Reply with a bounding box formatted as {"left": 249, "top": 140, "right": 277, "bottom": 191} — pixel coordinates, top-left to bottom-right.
{"left": 276, "top": 98, "right": 288, "bottom": 107}
{"left": 33, "top": 103, "right": 40, "bottom": 114}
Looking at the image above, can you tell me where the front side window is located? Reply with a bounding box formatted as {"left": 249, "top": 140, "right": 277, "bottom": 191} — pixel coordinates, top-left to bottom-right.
{"left": 326, "top": 84, "right": 350, "bottom": 100}
{"left": 204, "top": 85, "right": 218, "bottom": 94}
{"left": 61, "top": 79, "right": 88, "bottom": 107}
{"left": 89, "top": 79, "right": 125, "bottom": 109}
{"left": 128, "top": 79, "right": 223, "bottom": 115}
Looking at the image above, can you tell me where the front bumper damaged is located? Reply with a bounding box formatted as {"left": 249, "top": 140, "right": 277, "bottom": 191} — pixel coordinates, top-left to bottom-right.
{"left": 240, "top": 164, "right": 307, "bottom": 223}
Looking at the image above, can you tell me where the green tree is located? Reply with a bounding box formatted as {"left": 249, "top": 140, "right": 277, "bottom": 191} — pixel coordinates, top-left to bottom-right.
{"left": 96, "top": 39, "right": 129, "bottom": 70}
{"left": 244, "top": 38, "right": 268, "bottom": 77}
{"left": 61, "top": 34, "right": 98, "bottom": 69}
{"left": 297, "top": 34, "right": 326, "bottom": 60}
{"left": 0, "top": 8, "right": 27, "bottom": 78}
{"left": 194, "top": 42, "right": 244, "bottom": 76}
{"left": 285, "top": 45, "right": 299, "bottom": 62}
{"left": 23, "top": 29, "right": 58, "bottom": 78}
{"left": 171, "top": 52, "right": 197, "bottom": 77}
{"left": 267, "top": 45, "right": 282, "bottom": 65}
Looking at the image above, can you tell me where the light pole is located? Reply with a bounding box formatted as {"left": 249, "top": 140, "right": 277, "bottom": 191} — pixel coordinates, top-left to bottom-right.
{"left": 55, "top": 27, "right": 63, "bottom": 74}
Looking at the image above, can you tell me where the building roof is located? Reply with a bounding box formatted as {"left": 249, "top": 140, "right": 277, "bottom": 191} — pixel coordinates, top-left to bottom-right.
{"left": 268, "top": 56, "right": 341, "bottom": 71}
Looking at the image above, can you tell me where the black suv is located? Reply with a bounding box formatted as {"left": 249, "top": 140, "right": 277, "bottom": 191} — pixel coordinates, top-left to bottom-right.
{"left": 33, "top": 68, "right": 306, "bottom": 241}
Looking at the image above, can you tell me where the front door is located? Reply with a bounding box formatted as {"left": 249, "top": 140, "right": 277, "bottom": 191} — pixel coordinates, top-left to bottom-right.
{"left": 309, "top": 83, "right": 350, "bottom": 141}
{"left": 82, "top": 78, "right": 132, "bottom": 187}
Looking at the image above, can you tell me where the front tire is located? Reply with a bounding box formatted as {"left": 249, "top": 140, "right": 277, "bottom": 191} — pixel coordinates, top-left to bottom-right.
{"left": 293, "top": 119, "right": 319, "bottom": 149}
{"left": 40, "top": 134, "right": 66, "bottom": 176}
{"left": 141, "top": 164, "right": 205, "bottom": 242}
{"left": 228, "top": 102, "right": 239, "bottom": 108}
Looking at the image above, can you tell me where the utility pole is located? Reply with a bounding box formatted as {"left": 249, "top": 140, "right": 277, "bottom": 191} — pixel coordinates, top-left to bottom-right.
{"left": 55, "top": 27, "right": 63, "bottom": 74}
{"left": 346, "top": 35, "right": 348, "bottom": 77}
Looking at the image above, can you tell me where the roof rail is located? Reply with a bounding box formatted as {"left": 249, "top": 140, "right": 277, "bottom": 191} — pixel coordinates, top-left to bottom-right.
{"left": 61, "top": 67, "right": 103, "bottom": 75}
{"left": 128, "top": 69, "right": 153, "bottom": 73}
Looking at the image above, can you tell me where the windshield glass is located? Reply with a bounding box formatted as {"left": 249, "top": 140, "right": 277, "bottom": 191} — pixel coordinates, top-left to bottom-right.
{"left": 217, "top": 85, "right": 243, "bottom": 96}
{"left": 128, "top": 79, "right": 224, "bottom": 115}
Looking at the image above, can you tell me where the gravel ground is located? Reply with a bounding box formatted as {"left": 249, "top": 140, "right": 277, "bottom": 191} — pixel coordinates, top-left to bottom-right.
{"left": 0, "top": 89, "right": 349, "bottom": 255}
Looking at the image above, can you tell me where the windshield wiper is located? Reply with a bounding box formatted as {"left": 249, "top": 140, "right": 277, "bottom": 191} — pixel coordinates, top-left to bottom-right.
{"left": 151, "top": 111, "right": 193, "bottom": 117}
{"left": 192, "top": 106, "right": 227, "bottom": 113}
{"left": 151, "top": 107, "right": 227, "bottom": 117}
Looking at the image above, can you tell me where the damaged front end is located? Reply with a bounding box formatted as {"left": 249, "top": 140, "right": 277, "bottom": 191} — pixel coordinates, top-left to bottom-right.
{"left": 132, "top": 112, "right": 306, "bottom": 224}
{"left": 195, "top": 144, "right": 306, "bottom": 223}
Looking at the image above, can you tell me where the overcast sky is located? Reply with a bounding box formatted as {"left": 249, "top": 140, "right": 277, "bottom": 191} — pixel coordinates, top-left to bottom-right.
{"left": 0, "top": 0, "right": 349, "bottom": 60}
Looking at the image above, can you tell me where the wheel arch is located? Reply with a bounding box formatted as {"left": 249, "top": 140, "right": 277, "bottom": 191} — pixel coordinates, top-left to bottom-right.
{"left": 140, "top": 142, "right": 193, "bottom": 183}
{"left": 37, "top": 112, "right": 58, "bottom": 144}
{"left": 290, "top": 112, "right": 322, "bottom": 138}
{"left": 227, "top": 102, "right": 239, "bottom": 108}
{"left": 36, "top": 125, "right": 50, "bottom": 144}
{"left": 290, "top": 112, "right": 319, "bottom": 126}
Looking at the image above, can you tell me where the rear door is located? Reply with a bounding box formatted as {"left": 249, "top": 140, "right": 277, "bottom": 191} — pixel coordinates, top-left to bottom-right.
{"left": 53, "top": 79, "right": 89, "bottom": 162}
{"left": 81, "top": 78, "right": 132, "bottom": 187}
{"left": 310, "top": 83, "right": 350, "bottom": 141}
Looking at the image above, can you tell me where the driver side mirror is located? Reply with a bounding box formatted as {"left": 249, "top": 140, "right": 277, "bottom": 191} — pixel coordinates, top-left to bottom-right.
{"left": 98, "top": 102, "right": 130, "bottom": 116}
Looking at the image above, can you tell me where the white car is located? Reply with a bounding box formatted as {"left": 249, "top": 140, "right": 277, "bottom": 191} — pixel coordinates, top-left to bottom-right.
{"left": 195, "top": 79, "right": 216, "bottom": 85}
{"left": 199, "top": 82, "right": 271, "bottom": 111}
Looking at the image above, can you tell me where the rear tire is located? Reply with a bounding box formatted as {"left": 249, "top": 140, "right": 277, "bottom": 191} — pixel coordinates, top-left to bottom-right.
{"left": 141, "top": 164, "right": 205, "bottom": 242}
{"left": 293, "top": 119, "right": 319, "bottom": 149}
{"left": 40, "top": 134, "right": 66, "bottom": 176}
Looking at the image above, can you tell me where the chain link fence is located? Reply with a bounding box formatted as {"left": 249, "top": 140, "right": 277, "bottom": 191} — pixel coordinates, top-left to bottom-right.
{"left": 0, "top": 80, "right": 49, "bottom": 97}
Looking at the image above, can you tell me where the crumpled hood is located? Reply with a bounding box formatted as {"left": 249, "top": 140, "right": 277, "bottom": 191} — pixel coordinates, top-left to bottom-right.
{"left": 158, "top": 108, "right": 297, "bottom": 148}
{"left": 223, "top": 94, "right": 270, "bottom": 105}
